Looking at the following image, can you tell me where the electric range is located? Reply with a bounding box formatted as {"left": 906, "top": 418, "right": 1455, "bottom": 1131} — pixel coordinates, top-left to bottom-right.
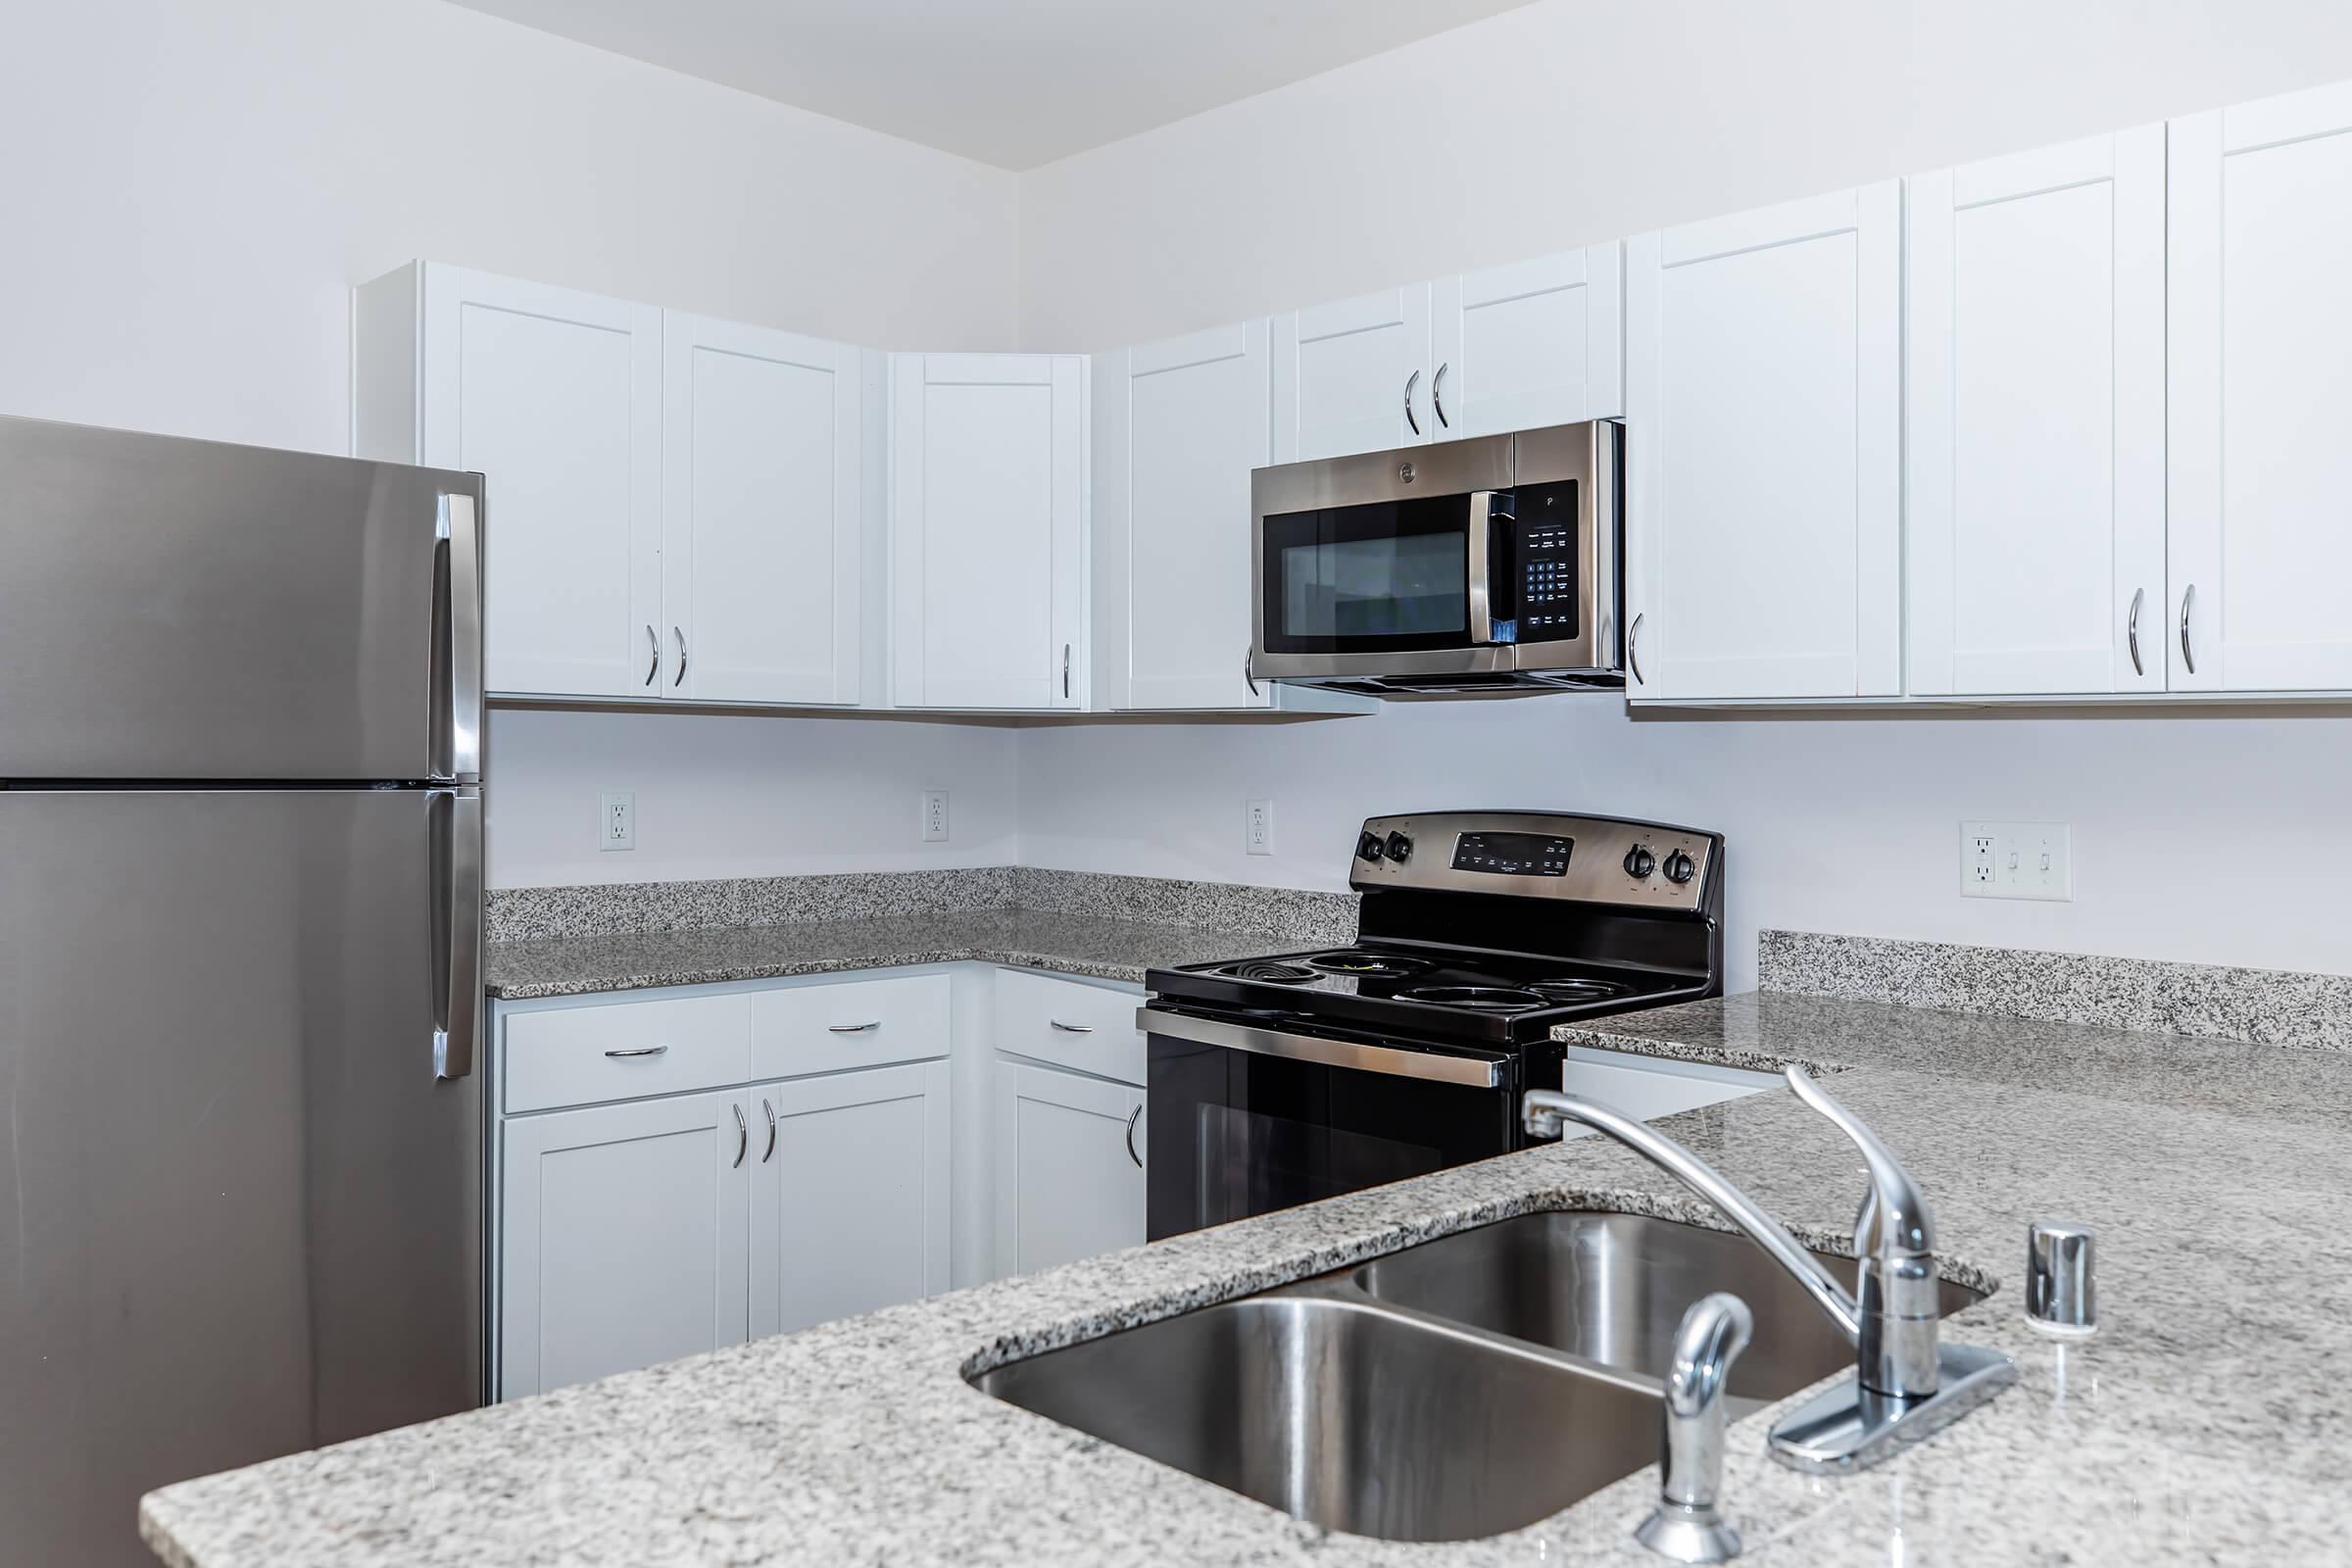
{"left": 1141, "top": 810, "right": 1723, "bottom": 1239}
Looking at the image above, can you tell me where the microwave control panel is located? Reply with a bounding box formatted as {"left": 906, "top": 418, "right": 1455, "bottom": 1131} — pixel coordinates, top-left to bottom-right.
{"left": 1501, "top": 479, "right": 1580, "bottom": 641}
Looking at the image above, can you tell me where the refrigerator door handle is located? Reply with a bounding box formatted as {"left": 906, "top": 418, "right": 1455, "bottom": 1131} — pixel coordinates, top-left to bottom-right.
{"left": 429, "top": 787, "right": 484, "bottom": 1080}
{"left": 440, "top": 491, "right": 484, "bottom": 782}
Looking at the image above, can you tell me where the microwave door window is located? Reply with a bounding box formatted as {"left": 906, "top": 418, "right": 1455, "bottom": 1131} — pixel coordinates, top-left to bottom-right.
{"left": 1262, "top": 495, "right": 1474, "bottom": 655}
{"left": 1284, "top": 532, "right": 1466, "bottom": 638}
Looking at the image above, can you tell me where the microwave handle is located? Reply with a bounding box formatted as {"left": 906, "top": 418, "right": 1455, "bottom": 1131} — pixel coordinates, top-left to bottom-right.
{"left": 1467, "top": 490, "right": 1516, "bottom": 644}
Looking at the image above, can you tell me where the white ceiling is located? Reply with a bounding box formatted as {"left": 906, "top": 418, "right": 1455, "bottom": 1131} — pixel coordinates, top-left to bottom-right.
{"left": 445, "top": 0, "right": 1544, "bottom": 171}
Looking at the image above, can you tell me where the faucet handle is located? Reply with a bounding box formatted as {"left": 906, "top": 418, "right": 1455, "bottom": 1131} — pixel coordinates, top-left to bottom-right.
{"left": 1783, "top": 1066, "right": 1934, "bottom": 1259}
{"left": 1636, "top": 1292, "right": 1753, "bottom": 1563}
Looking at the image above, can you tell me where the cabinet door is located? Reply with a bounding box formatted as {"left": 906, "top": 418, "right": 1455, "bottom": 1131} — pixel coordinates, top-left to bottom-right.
{"left": 891, "top": 354, "right": 1086, "bottom": 709}
{"left": 498, "top": 1091, "right": 749, "bottom": 1398}
{"left": 1625, "top": 184, "right": 1902, "bottom": 701}
{"left": 2170, "top": 80, "right": 2352, "bottom": 692}
{"left": 1430, "top": 246, "right": 1624, "bottom": 437}
{"left": 662, "top": 316, "right": 862, "bottom": 706}
{"left": 748, "top": 1061, "right": 950, "bottom": 1339}
{"left": 993, "top": 1062, "right": 1146, "bottom": 1278}
{"left": 420, "top": 267, "right": 662, "bottom": 699}
{"left": 1272, "top": 286, "right": 1433, "bottom": 462}
{"left": 1908, "top": 129, "right": 2167, "bottom": 696}
{"left": 1094, "top": 324, "right": 1271, "bottom": 710}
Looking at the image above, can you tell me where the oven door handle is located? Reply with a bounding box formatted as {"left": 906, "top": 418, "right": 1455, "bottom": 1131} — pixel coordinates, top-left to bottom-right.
{"left": 1136, "top": 1007, "right": 1507, "bottom": 1089}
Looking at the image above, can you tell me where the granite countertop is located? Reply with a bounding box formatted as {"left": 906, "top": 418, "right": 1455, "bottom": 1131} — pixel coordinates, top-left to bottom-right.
{"left": 141, "top": 991, "right": 2352, "bottom": 1565}
{"left": 485, "top": 906, "right": 1290, "bottom": 999}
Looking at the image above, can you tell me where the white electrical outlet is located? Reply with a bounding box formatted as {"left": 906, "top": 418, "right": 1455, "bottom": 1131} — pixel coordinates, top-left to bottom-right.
{"left": 1960, "top": 821, "right": 2071, "bottom": 902}
{"left": 920, "top": 790, "right": 950, "bottom": 843}
{"left": 1245, "top": 798, "right": 1274, "bottom": 857}
{"left": 600, "top": 791, "right": 635, "bottom": 853}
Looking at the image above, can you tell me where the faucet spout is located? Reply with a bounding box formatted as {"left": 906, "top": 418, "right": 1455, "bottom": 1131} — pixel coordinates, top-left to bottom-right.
{"left": 1522, "top": 1088, "right": 1863, "bottom": 1343}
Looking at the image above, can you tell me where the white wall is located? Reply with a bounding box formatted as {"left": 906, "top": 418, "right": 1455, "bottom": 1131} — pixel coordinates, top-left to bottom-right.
{"left": 0, "top": 0, "right": 1020, "bottom": 459}
{"left": 1017, "top": 701, "right": 2352, "bottom": 990}
{"left": 1018, "top": 0, "right": 2352, "bottom": 349}
{"left": 0, "top": 0, "right": 1025, "bottom": 889}
{"left": 1007, "top": 0, "right": 2352, "bottom": 983}
{"left": 489, "top": 710, "right": 1017, "bottom": 886}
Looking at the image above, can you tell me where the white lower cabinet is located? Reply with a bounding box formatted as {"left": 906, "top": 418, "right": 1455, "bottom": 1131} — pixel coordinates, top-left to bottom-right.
{"left": 749, "top": 1060, "right": 952, "bottom": 1338}
{"left": 499, "top": 1089, "right": 751, "bottom": 1399}
{"left": 992, "top": 1060, "right": 1147, "bottom": 1279}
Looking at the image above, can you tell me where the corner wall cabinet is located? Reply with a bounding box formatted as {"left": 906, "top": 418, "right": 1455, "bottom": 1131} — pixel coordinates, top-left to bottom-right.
{"left": 889, "top": 354, "right": 1089, "bottom": 710}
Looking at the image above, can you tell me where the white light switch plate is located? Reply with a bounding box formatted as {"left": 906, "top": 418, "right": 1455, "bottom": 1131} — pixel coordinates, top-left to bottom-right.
{"left": 1960, "top": 820, "right": 2071, "bottom": 902}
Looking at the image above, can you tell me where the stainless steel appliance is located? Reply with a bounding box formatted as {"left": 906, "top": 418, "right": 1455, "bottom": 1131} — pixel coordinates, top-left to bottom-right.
{"left": 1141, "top": 810, "right": 1722, "bottom": 1239}
{"left": 1248, "top": 423, "right": 1624, "bottom": 696}
{"left": 0, "top": 415, "right": 485, "bottom": 1564}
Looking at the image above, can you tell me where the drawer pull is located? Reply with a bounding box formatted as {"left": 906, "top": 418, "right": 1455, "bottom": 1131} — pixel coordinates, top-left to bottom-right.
{"left": 1048, "top": 1019, "right": 1096, "bottom": 1034}
{"left": 827, "top": 1021, "right": 883, "bottom": 1034}
{"left": 604, "top": 1045, "right": 669, "bottom": 1059}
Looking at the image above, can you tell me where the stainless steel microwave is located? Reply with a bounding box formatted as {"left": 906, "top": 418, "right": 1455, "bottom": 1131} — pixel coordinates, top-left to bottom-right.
{"left": 1248, "top": 421, "right": 1623, "bottom": 696}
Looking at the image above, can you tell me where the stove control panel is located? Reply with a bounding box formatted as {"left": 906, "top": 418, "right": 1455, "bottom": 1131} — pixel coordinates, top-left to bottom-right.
{"left": 1350, "top": 811, "right": 1718, "bottom": 910}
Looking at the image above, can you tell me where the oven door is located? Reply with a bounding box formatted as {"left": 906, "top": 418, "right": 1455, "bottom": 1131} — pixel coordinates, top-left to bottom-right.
{"left": 1141, "top": 1009, "right": 1520, "bottom": 1241}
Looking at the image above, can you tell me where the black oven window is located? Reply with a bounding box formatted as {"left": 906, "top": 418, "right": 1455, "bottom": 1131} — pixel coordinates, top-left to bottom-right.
{"left": 1281, "top": 530, "right": 1466, "bottom": 638}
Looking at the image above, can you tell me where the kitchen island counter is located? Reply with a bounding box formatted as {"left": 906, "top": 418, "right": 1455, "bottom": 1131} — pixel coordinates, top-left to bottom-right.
{"left": 141, "top": 989, "right": 2349, "bottom": 1565}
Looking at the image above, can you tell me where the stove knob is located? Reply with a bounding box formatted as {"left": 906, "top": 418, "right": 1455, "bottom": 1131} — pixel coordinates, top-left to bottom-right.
{"left": 1384, "top": 830, "right": 1414, "bottom": 864}
{"left": 1356, "top": 831, "right": 1386, "bottom": 862}
{"left": 1623, "top": 845, "right": 1657, "bottom": 879}
{"left": 1662, "top": 849, "right": 1698, "bottom": 885}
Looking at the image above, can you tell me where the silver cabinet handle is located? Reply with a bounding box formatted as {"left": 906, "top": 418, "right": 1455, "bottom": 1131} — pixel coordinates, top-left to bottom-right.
{"left": 644, "top": 624, "right": 660, "bottom": 687}
{"left": 1432, "top": 362, "right": 1449, "bottom": 429}
{"left": 761, "top": 1098, "right": 776, "bottom": 1163}
{"left": 1243, "top": 647, "right": 1260, "bottom": 698}
{"left": 1402, "top": 368, "right": 1421, "bottom": 436}
{"left": 731, "top": 1103, "right": 748, "bottom": 1168}
{"left": 672, "top": 625, "right": 688, "bottom": 688}
{"left": 1049, "top": 1019, "right": 1095, "bottom": 1034}
{"left": 604, "top": 1045, "right": 669, "bottom": 1059}
{"left": 1628, "top": 612, "right": 1646, "bottom": 686}
{"left": 2180, "top": 583, "right": 2197, "bottom": 675}
{"left": 1062, "top": 643, "right": 1071, "bottom": 699}
{"left": 1124, "top": 1104, "right": 1143, "bottom": 1169}
{"left": 827, "top": 1020, "right": 882, "bottom": 1034}
{"left": 2127, "top": 588, "right": 2145, "bottom": 677}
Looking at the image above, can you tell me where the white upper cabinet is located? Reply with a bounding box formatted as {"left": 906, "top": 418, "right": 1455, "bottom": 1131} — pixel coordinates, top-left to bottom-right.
{"left": 1273, "top": 286, "right": 1433, "bottom": 462}
{"left": 662, "top": 316, "right": 863, "bottom": 706}
{"left": 890, "top": 354, "right": 1087, "bottom": 709}
{"left": 1093, "top": 322, "right": 1272, "bottom": 710}
{"left": 1624, "top": 183, "right": 1903, "bottom": 701}
{"left": 357, "top": 263, "right": 662, "bottom": 700}
{"left": 1431, "top": 246, "right": 1624, "bottom": 437}
{"left": 2170, "top": 79, "right": 2352, "bottom": 693}
{"left": 1907, "top": 129, "right": 2167, "bottom": 697}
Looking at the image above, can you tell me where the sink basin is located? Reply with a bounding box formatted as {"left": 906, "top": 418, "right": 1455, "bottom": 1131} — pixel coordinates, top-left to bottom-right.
{"left": 972, "top": 1292, "right": 1656, "bottom": 1543}
{"left": 970, "top": 1209, "right": 1988, "bottom": 1542}
{"left": 1353, "top": 1210, "right": 1983, "bottom": 1410}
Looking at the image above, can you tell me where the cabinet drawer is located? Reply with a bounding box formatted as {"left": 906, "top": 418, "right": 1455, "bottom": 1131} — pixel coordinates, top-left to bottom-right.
{"left": 504, "top": 994, "right": 753, "bottom": 1114}
{"left": 753, "top": 973, "right": 951, "bottom": 1079}
{"left": 993, "top": 968, "right": 1147, "bottom": 1087}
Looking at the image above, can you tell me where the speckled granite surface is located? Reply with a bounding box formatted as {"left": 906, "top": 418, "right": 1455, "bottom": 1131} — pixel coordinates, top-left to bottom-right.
{"left": 1760, "top": 928, "right": 2352, "bottom": 1052}
{"left": 141, "top": 990, "right": 2352, "bottom": 1566}
{"left": 486, "top": 906, "right": 1300, "bottom": 999}
{"left": 485, "top": 867, "right": 1358, "bottom": 946}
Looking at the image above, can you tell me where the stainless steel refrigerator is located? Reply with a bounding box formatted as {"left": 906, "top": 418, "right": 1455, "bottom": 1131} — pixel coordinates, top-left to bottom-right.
{"left": 0, "top": 415, "right": 486, "bottom": 1563}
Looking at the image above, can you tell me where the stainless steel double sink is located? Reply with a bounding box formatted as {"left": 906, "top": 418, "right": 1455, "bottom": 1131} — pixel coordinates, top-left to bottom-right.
{"left": 970, "top": 1211, "right": 1982, "bottom": 1543}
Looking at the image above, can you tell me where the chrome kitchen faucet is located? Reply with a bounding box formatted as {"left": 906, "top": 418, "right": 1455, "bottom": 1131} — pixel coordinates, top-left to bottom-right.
{"left": 1523, "top": 1066, "right": 2015, "bottom": 1472}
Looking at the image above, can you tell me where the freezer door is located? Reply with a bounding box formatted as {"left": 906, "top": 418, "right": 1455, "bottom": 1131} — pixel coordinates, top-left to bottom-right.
{"left": 0, "top": 415, "right": 482, "bottom": 780}
{"left": 0, "top": 788, "right": 484, "bottom": 1566}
